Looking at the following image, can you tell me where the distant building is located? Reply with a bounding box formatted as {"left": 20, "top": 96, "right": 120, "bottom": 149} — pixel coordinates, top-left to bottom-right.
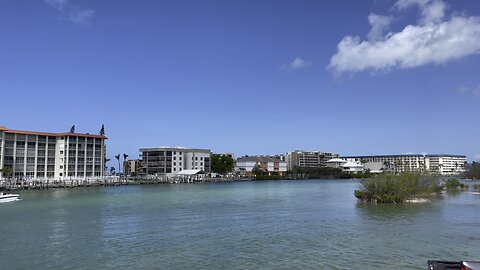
{"left": 123, "top": 159, "right": 142, "bottom": 176}
{"left": 236, "top": 156, "right": 287, "bottom": 176}
{"left": 341, "top": 161, "right": 364, "bottom": 174}
{"left": 0, "top": 125, "right": 107, "bottom": 179}
{"left": 342, "top": 154, "right": 467, "bottom": 175}
{"left": 285, "top": 150, "right": 340, "bottom": 170}
{"left": 139, "top": 147, "right": 212, "bottom": 177}
{"left": 325, "top": 158, "right": 347, "bottom": 169}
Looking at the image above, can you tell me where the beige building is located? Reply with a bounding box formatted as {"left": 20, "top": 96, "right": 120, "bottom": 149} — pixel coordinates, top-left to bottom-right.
{"left": 123, "top": 159, "right": 142, "bottom": 176}
{"left": 0, "top": 126, "right": 107, "bottom": 179}
{"left": 139, "top": 146, "right": 212, "bottom": 177}
{"left": 285, "top": 150, "right": 340, "bottom": 170}
{"left": 235, "top": 156, "right": 287, "bottom": 176}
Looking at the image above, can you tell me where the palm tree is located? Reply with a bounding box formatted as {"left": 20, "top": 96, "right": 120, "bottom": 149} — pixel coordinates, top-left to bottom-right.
{"left": 104, "top": 158, "right": 111, "bottom": 176}
{"left": 115, "top": 154, "right": 121, "bottom": 176}
{"left": 123, "top": 153, "right": 129, "bottom": 175}
{"left": 1, "top": 166, "right": 13, "bottom": 179}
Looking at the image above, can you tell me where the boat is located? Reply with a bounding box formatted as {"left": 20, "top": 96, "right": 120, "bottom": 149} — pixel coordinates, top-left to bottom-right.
{"left": 0, "top": 192, "right": 20, "bottom": 203}
{"left": 428, "top": 260, "right": 480, "bottom": 269}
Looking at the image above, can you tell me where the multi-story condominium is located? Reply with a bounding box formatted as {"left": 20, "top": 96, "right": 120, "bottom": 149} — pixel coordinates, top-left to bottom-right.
{"left": 235, "top": 156, "right": 287, "bottom": 176}
{"left": 0, "top": 126, "right": 107, "bottom": 179}
{"left": 285, "top": 150, "right": 340, "bottom": 171}
{"left": 123, "top": 159, "right": 142, "bottom": 176}
{"left": 139, "top": 147, "right": 212, "bottom": 177}
{"left": 342, "top": 154, "right": 467, "bottom": 175}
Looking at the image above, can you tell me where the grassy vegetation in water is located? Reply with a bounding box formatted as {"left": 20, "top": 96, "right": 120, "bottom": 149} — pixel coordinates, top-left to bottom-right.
{"left": 354, "top": 173, "right": 443, "bottom": 203}
{"left": 444, "top": 178, "right": 467, "bottom": 190}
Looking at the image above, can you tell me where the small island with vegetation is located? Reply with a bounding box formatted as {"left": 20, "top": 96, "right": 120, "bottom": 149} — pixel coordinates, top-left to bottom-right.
{"left": 354, "top": 173, "right": 446, "bottom": 203}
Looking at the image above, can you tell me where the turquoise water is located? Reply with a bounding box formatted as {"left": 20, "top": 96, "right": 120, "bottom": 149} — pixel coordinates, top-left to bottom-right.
{"left": 1, "top": 180, "right": 479, "bottom": 269}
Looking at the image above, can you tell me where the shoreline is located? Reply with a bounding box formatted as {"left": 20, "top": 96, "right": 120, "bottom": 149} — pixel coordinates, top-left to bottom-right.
{"left": 0, "top": 177, "right": 361, "bottom": 191}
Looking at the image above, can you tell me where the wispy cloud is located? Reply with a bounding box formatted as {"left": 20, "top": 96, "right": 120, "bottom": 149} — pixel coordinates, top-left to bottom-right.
{"left": 280, "top": 57, "right": 311, "bottom": 72}
{"left": 44, "top": 0, "right": 94, "bottom": 25}
{"left": 474, "top": 154, "right": 480, "bottom": 160}
{"left": 456, "top": 84, "right": 480, "bottom": 98}
{"left": 328, "top": 0, "right": 480, "bottom": 74}
{"left": 367, "top": 13, "right": 392, "bottom": 41}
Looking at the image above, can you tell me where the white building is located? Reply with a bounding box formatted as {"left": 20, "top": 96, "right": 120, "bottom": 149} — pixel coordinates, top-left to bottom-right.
{"left": 342, "top": 154, "right": 467, "bottom": 175}
{"left": 236, "top": 156, "right": 287, "bottom": 176}
{"left": 325, "top": 158, "right": 347, "bottom": 169}
{"left": 0, "top": 125, "right": 107, "bottom": 179}
{"left": 139, "top": 146, "right": 211, "bottom": 177}
{"left": 341, "top": 161, "right": 364, "bottom": 174}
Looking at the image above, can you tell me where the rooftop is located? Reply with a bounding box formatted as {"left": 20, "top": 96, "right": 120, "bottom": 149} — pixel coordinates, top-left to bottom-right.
{"left": 0, "top": 126, "right": 107, "bottom": 139}
{"left": 342, "top": 154, "right": 466, "bottom": 158}
{"left": 236, "top": 156, "right": 284, "bottom": 163}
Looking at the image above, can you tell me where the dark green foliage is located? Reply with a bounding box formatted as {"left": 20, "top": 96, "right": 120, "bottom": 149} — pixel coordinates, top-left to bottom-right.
{"left": 464, "top": 162, "right": 480, "bottom": 179}
{"left": 99, "top": 124, "right": 105, "bottom": 136}
{"left": 255, "top": 175, "right": 282, "bottom": 180}
{"left": 444, "top": 178, "right": 467, "bottom": 190}
{"left": 290, "top": 166, "right": 372, "bottom": 179}
{"left": 211, "top": 154, "right": 234, "bottom": 174}
{"left": 251, "top": 164, "right": 264, "bottom": 176}
{"left": 70, "top": 125, "right": 75, "bottom": 133}
{"left": 354, "top": 173, "right": 442, "bottom": 203}
{"left": 1, "top": 166, "right": 13, "bottom": 178}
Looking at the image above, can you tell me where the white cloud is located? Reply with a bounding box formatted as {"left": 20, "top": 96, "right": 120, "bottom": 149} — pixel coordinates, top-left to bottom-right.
{"left": 367, "top": 13, "right": 392, "bottom": 41}
{"left": 44, "top": 0, "right": 94, "bottom": 24}
{"left": 456, "top": 84, "right": 480, "bottom": 98}
{"left": 456, "top": 86, "right": 469, "bottom": 93}
{"left": 280, "top": 57, "right": 311, "bottom": 72}
{"left": 474, "top": 87, "right": 480, "bottom": 97}
{"left": 328, "top": 0, "right": 480, "bottom": 74}
{"left": 474, "top": 154, "right": 480, "bottom": 160}
{"left": 395, "top": 0, "right": 447, "bottom": 24}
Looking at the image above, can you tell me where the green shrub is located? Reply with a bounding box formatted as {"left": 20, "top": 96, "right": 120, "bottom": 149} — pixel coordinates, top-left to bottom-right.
{"left": 354, "top": 173, "right": 442, "bottom": 203}
{"left": 444, "top": 178, "right": 467, "bottom": 190}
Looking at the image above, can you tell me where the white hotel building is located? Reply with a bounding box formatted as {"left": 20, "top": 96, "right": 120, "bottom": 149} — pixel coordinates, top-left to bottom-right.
{"left": 342, "top": 154, "right": 467, "bottom": 175}
{"left": 0, "top": 126, "right": 107, "bottom": 179}
{"left": 139, "top": 147, "right": 212, "bottom": 177}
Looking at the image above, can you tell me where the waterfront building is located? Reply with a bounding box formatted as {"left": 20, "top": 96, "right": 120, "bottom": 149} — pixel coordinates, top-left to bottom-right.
{"left": 341, "top": 161, "right": 364, "bottom": 174}
{"left": 342, "top": 154, "right": 467, "bottom": 175}
{"left": 123, "top": 159, "right": 142, "bottom": 176}
{"left": 139, "top": 147, "right": 212, "bottom": 177}
{"left": 285, "top": 150, "right": 340, "bottom": 170}
{"left": 0, "top": 125, "right": 107, "bottom": 179}
{"left": 235, "top": 156, "right": 287, "bottom": 176}
{"left": 325, "top": 158, "right": 347, "bottom": 169}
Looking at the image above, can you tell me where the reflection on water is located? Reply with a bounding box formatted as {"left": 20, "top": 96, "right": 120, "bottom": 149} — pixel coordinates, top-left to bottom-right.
{"left": 1, "top": 181, "right": 480, "bottom": 270}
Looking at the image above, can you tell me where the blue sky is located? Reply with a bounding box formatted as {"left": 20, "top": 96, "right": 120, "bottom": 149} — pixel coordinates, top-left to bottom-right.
{"left": 1, "top": 0, "right": 479, "bottom": 163}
